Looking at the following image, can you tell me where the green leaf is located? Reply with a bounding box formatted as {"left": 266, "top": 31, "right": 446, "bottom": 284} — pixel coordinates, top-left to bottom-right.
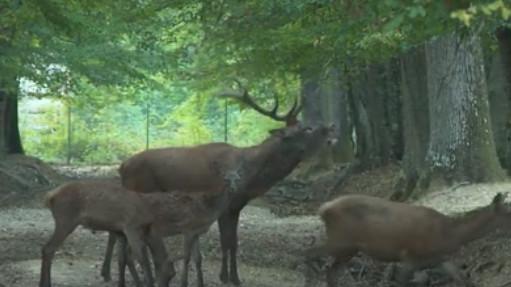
{"left": 383, "top": 14, "right": 405, "bottom": 32}
{"left": 408, "top": 6, "right": 426, "bottom": 18}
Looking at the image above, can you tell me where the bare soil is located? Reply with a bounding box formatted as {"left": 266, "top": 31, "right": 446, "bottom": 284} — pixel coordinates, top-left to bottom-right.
{"left": 1, "top": 161, "right": 511, "bottom": 287}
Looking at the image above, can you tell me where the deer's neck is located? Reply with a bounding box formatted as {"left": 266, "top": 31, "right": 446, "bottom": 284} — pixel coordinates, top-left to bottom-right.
{"left": 449, "top": 208, "right": 497, "bottom": 246}
{"left": 244, "top": 137, "right": 280, "bottom": 165}
{"left": 242, "top": 137, "right": 301, "bottom": 190}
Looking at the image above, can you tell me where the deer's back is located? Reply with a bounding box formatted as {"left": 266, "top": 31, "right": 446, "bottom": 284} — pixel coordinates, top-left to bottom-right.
{"left": 120, "top": 143, "right": 240, "bottom": 193}
{"left": 48, "top": 179, "right": 154, "bottom": 232}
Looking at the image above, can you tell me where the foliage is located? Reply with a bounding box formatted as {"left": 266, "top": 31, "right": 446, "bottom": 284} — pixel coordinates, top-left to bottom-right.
{"left": 19, "top": 90, "right": 287, "bottom": 163}
{"left": 451, "top": 0, "right": 511, "bottom": 26}
{"left": 7, "top": 0, "right": 511, "bottom": 163}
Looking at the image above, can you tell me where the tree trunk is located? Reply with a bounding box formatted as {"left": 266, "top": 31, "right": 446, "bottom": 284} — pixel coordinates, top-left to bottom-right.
{"left": 350, "top": 64, "right": 392, "bottom": 168}
{"left": 298, "top": 67, "right": 355, "bottom": 175}
{"left": 392, "top": 46, "right": 430, "bottom": 200}
{"left": 321, "top": 68, "right": 354, "bottom": 163}
{"left": 489, "top": 27, "right": 511, "bottom": 172}
{"left": 301, "top": 73, "right": 323, "bottom": 126}
{"left": 420, "top": 30, "right": 504, "bottom": 189}
{"left": 299, "top": 71, "right": 334, "bottom": 173}
{"left": 300, "top": 72, "right": 324, "bottom": 175}
{"left": 383, "top": 58, "right": 403, "bottom": 161}
{"left": 0, "top": 81, "right": 23, "bottom": 158}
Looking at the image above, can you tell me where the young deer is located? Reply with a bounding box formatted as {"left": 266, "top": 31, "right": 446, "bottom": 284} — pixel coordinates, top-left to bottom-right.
{"left": 118, "top": 158, "right": 248, "bottom": 287}
{"left": 40, "top": 159, "right": 246, "bottom": 287}
{"left": 305, "top": 193, "right": 511, "bottom": 287}
{"left": 40, "top": 179, "right": 170, "bottom": 287}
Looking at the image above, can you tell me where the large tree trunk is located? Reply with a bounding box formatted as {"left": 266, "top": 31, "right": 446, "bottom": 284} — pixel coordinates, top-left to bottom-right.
{"left": 0, "top": 80, "right": 23, "bottom": 158}
{"left": 350, "top": 64, "right": 393, "bottom": 168}
{"left": 320, "top": 68, "right": 354, "bottom": 163}
{"left": 300, "top": 71, "right": 327, "bottom": 174}
{"left": 420, "top": 30, "right": 504, "bottom": 189}
{"left": 392, "top": 46, "right": 430, "bottom": 200}
{"left": 299, "top": 67, "right": 355, "bottom": 176}
{"left": 301, "top": 73, "right": 323, "bottom": 126}
{"left": 383, "top": 58, "right": 403, "bottom": 161}
{"left": 489, "top": 27, "right": 511, "bottom": 172}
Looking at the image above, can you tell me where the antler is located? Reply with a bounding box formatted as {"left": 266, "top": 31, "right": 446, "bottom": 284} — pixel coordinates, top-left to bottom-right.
{"left": 218, "top": 79, "right": 302, "bottom": 126}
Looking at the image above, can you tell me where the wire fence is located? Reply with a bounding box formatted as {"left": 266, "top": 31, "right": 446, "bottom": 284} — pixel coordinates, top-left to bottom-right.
{"left": 18, "top": 97, "right": 278, "bottom": 164}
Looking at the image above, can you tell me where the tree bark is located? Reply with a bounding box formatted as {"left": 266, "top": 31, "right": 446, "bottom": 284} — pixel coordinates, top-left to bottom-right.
{"left": 320, "top": 68, "right": 354, "bottom": 163}
{"left": 301, "top": 73, "right": 323, "bottom": 126}
{"left": 300, "top": 71, "right": 325, "bottom": 175}
{"left": 383, "top": 58, "right": 403, "bottom": 161}
{"left": 488, "top": 27, "right": 511, "bottom": 172}
{"left": 299, "top": 71, "right": 334, "bottom": 173}
{"left": 0, "top": 80, "right": 23, "bottom": 158}
{"left": 350, "top": 64, "right": 393, "bottom": 168}
{"left": 298, "top": 67, "right": 355, "bottom": 175}
{"left": 392, "top": 46, "right": 430, "bottom": 200}
{"left": 420, "top": 30, "right": 504, "bottom": 189}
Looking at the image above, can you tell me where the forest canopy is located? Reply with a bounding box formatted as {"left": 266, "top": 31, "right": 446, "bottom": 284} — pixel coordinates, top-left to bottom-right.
{"left": 0, "top": 0, "right": 510, "bottom": 197}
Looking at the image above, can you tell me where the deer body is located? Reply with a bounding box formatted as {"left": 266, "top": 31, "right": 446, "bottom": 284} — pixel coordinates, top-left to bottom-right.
{"left": 309, "top": 194, "right": 509, "bottom": 287}
{"left": 120, "top": 143, "right": 236, "bottom": 193}
{"left": 40, "top": 178, "right": 241, "bottom": 287}
{"left": 41, "top": 180, "right": 162, "bottom": 287}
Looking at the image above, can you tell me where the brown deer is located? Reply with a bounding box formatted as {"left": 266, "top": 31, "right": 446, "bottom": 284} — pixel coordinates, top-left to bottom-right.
{"left": 40, "top": 159, "right": 246, "bottom": 287}
{"left": 40, "top": 180, "right": 168, "bottom": 287}
{"left": 305, "top": 193, "right": 511, "bottom": 287}
{"left": 100, "top": 82, "right": 336, "bottom": 285}
{"left": 120, "top": 157, "right": 249, "bottom": 287}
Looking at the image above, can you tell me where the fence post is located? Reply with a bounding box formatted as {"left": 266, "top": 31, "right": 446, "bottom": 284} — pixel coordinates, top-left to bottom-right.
{"left": 66, "top": 102, "right": 72, "bottom": 164}
{"left": 224, "top": 98, "right": 228, "bottom": 142}
{"left": 146, "top": 102, "right": 150, "bottom": 150}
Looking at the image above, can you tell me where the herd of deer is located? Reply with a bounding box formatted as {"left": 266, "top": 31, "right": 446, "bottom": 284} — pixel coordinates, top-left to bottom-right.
{"left": 38, "top": 89, "right": 511, "bottom": 287}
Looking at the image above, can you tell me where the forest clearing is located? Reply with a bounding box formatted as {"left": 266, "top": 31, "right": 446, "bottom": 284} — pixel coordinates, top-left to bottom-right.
{"left": 2, "top": 1, "right": 511, "bottom": 287}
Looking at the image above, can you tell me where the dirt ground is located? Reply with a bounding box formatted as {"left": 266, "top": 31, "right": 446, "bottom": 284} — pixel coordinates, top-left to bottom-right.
{"left": 2, "top": 160, "right": 511, "bottom": 287}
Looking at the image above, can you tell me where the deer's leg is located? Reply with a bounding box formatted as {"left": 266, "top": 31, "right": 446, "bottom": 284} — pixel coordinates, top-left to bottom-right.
{"left": 218, "top": 213, "right": 230, "bottom": 283}
{"left": 39, "top": 219, "right": 78, "bottom": 287}
{"left": 218, "top": 208, "right": 242, "bottom": 285}
{"left": 118, "top": 235, "right": 142, "bottom": 287}
{"left": 326, "top": 249, "right": 356, "bottom": 287}
{"left": 441, "top": 261, "right": 474, "bottom": 287}
{"left": 228, "top": 209, "right": 241, "bottom": 285}
{"left": 146, "top": 235, "right": 175, "bottom": 287}
{"left": 181, "top": 233, "right": 200, "bottom": 287}
{"left": 118, "top": 235, "right": 127, "bottom": 287}
{"left": 395, "top": 263, "right": 416, "bottom": 287}
{"left": 191, "top": 235, "right": 204, "bottom": 287}
{"left": 127, "top": 248, "right": 143, "bottom": 287}
{"left": 125, "top": 229, "right": 154, "bottom": 287}
{"left": 101, "top": 232, "right": 117, "bottom": 282}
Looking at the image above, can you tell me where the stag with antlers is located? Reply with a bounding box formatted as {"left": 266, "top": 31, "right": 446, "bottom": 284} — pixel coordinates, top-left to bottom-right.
{"left": 100, "top": 80, "right": 335, "bottom": 286}
{"left": 219, "top": 79, "right": 302, "bottom": 127}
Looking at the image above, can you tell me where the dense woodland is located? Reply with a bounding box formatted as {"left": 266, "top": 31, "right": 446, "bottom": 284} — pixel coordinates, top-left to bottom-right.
{"left": 0, "top": 0, "right": 510, "bottom": 201}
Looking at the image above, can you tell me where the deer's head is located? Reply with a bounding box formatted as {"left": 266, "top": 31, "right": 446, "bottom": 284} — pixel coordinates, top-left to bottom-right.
{"left": 268, "top": 123, "right": 336, "bottom": 160}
